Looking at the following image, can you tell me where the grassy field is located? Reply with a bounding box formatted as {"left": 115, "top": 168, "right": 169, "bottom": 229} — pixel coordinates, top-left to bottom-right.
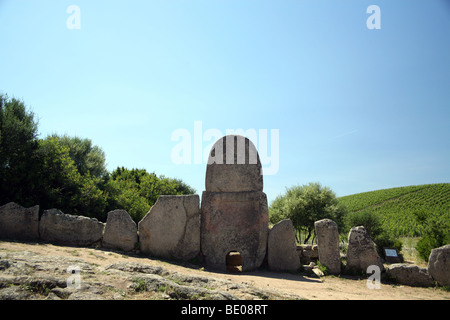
{"left": 338, "top": 183, "right": 450, "bottom": 237}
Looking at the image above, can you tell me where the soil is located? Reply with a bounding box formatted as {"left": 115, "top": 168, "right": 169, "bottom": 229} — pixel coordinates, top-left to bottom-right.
{"left": 0, "top": 240, "right": 448, "bottom": 300}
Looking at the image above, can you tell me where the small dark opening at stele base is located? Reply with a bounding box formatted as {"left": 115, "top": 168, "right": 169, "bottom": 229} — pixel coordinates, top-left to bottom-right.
{"left": 226, "top": 251, "right": 242, "bottom": 273}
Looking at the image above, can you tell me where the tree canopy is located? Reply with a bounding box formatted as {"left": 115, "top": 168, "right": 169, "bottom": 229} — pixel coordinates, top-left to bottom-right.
{"left": 0, "top": 94, "right": 195, "bottom": 223}
{"left": 269, "top": 182, "right": 346, "bottom": 243}
{"left": 0, "top": 94, "right": 40, "bottom": 206}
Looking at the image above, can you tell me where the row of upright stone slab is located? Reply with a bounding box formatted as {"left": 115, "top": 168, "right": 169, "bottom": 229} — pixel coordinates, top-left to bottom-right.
{"left": 1, "top": 134, "right": 448, "bottom": 286}
{"left": 0, "top": 203, "right": 133, "bottom": 249}
{"left": 314, "top": 219, "right": 384, "bottom": 275}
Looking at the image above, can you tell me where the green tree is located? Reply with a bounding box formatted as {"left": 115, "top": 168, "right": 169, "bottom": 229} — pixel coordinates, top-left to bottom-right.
{"left": 344, "top": 210, "right": 402, "bottom": 257}
{"left": 0, "top": 93, "right": 196, "bottom": 223}
{"left": 0, "top": 94, "right": 40, "bottom": 206}
{"left": 105, "top": 167, "right": 196, "bottom": 223}
{"left": 415, "top": 211, "right": 450, "bottom": 262}
{"left": 49, "top": 134, "right": 108, "bottom": 179}
{"left": 105, "top": 177, "right": 150, "bottom": 223}
{"left": 34, "top": 137, "right": 108, "bottom": 219}
{"left": 269, "top": 182, "right": 345, "bottom": 243}
{"left": 344, "top": 210, "right": 383, "bottom": 239}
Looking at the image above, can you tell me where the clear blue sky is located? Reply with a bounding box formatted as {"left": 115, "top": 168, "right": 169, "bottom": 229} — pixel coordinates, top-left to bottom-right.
{"left": 1, "top": 0, "right": 449, "bottom": 204}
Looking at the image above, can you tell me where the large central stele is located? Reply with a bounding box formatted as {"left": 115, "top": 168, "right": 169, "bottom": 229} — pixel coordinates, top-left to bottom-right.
{"left": 200, "top": 135, "right": 269, "bottom": 271}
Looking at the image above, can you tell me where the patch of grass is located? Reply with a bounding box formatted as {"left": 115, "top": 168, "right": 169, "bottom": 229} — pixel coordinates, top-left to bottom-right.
{"left": 316, "top": 261, "right": 329, "bottom": 276}
{"left": 400, "top": 237, "right": 427, "bottom": 266}
{"left": 68, "top": 249, "right": 79, "bottom": 256}
{"left": 21, "top": 282, "right": 51, "bottom": 296}
{"left": 438, "top": 285, "right": 450, "bottom": 292}
{"left": 130, "top": 278, "right": 149, "bottom": 292}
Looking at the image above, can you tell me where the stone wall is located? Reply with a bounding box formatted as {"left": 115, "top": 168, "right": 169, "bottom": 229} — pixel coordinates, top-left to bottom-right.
{"left": 0, "top": 202, "right": 39, "bottom": 241}
{"left": 1, "top": 134, "right": 447, "bottom": 288}
{"left": 0, "top": 199, "right": 199, "bottom": 260}
{"left": 1, "top": 201, "right": 448, "bottom": 288}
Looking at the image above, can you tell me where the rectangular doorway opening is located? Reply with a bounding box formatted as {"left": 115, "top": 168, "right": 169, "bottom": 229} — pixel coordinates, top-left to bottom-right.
{"left": 226, "top": 251, "right": 242, "bottom": 273}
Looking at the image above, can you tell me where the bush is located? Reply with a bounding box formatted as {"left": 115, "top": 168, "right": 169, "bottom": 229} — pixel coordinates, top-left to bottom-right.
{"left": 344, "top": 210, "right": 382, "bottom": 238}
{"left": 416, "top": 236, "right": 440, "bottom": 262}
{"left": 269, "top": 182, "right": 345, "bottom": 243}
{"left": 344, "top": 210, "right": 402, "bottom": 257}
{"left": 374, "top": 232, "right": 403, "bottom": 257}
{"left": 414, "top": 211, "right": 450, "bottom": 262}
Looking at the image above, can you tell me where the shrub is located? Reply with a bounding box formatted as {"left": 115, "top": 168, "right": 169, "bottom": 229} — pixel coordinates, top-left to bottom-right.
{"left": 414, "top": 211, "right": 450, "bottom": 262}
{"left": 344, "top": 210, "right": 382, "bottom": 238}
{"left": 374, "top": 232, "right": 403, "bottom": 258}
{"left": 344, "top": 210, "right": 403, "bottom": 257}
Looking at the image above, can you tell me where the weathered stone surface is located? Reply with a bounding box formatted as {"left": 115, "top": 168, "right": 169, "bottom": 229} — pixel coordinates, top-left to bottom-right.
{"left": 205, "top": 135, "right": 263, "bottom": 192}
{"left": 0, "top": 202, "right": 39, "bottom": 241}
{"left": 428, "top": 244, "right": 450, "bottom": 286}
{"left": 138, "top": 195, "right": 200, "bottom": 261}
{"left": 39, "top": 209, "right": 104, "bottom": 246}
{"left": 268, "top": 219, "right": 300, "bottom": 272}
{"left": 201, "top": 191, "right": 269, "bottom": 271}
{"left": 346, "top": 226, "right": 384, "bottom": 273}
{"left": 298, "top": 245, "right": 319, "bottom": 265}
{"left": 0, "top": 243, "right": 306, "bottom": 300}
{"left": 387, "top": 264, "right": 434, "bottom": 287}
{"left": 314, "top": 219, "right": 341, "bottom": 275}
{"left": 102, "top": 209, "right": 137, "bottom": 252}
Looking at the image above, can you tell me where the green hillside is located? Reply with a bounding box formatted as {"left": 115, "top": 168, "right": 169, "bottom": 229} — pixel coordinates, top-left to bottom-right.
{"left": 338, "top": 183, "right": 450, "bottom": 237}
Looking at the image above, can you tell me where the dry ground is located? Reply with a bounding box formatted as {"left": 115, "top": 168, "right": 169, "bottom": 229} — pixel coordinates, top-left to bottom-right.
{"left": 0, "top": 240, "right": 448, "bottom": 300}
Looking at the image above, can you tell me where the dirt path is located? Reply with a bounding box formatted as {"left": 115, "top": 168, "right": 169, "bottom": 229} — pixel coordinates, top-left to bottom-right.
{"left": 1, "top": 240, "right": 448, "bottom": 300}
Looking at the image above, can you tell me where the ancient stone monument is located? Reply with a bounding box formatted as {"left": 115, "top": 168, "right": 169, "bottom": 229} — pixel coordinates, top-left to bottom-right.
{"left": 268, "top": 219, "right": 301, "bottom": 272}
{"left": 386, "top": 263, "right": 434, "bottom": 287}
{"left": 39, "top": 209, "right": 105, "bottom": 246}
{"left": 427, "top": 244, "right": 450, "bottom": 286}
{"left": 200, "top": 135, "right": 269, "bottom": 271}
{"left": 103, "top": 209, "right": 138, "bottom": 252}
{"left": 314, "top": 219, "right": 341, "bottom": 275}
{"left": 138, "top": 195, "right": 200, "bottom": 261}
{"left": 346, "top": 226, "right": 384, "bottom": 273}
{"left": 0, "top": 202, "right": 39, "bottom": 241}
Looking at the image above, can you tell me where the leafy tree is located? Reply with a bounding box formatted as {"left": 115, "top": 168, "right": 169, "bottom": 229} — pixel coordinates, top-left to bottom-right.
{"left": 48, "top": 134, "right": 108, "bottom": 179}
{"left": 344, "top": 210, "right": 383, "bottom": 239}
{"left": 34, "top": 137, "right": 108, "bottom": 219}
{"left": 0, "top": 94, "right": 40, "bottom": 206}
{"left": 269, "top": 182, "right": 345, "bottom": 243}
{"left": 344, "top": 210, "right": 402, "bottom": 257}
{"left": 414, "top": 211, "right": 450, "bottom": 262}
{"left": 105, "top": 177, "right": 150, "bottom": 223}
{"left": 106, "top": 167, "right": 196, "bottom": 223}
{"left": 0, "top": 93, "right": 196, "bottom": 224}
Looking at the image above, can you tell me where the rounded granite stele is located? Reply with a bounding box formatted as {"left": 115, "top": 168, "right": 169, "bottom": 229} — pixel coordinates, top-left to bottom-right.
{"left": 205, "top": 135, "right": 263, "bottom": 193}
